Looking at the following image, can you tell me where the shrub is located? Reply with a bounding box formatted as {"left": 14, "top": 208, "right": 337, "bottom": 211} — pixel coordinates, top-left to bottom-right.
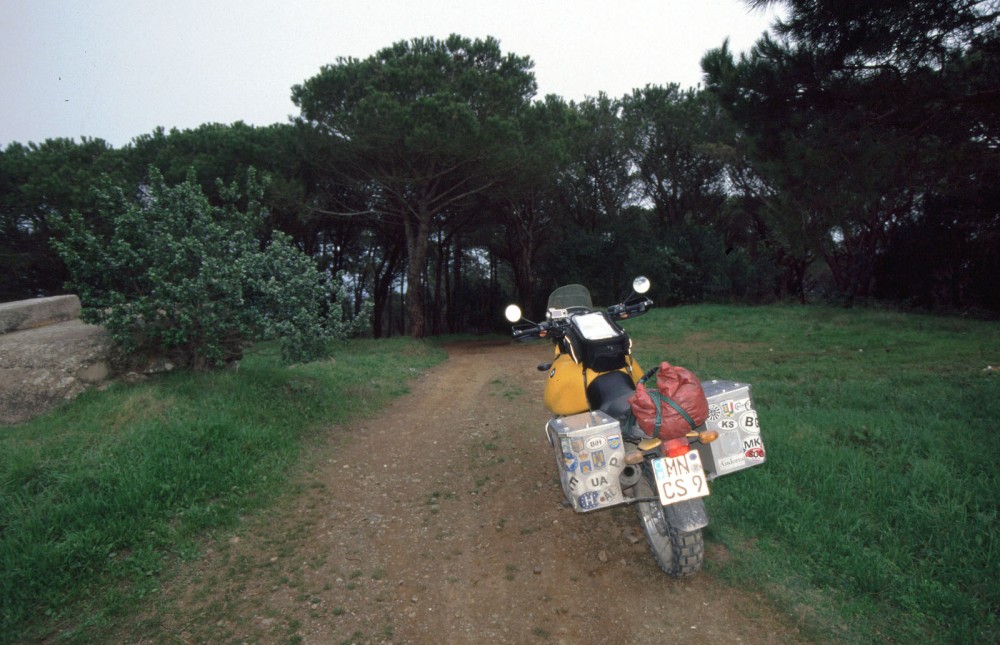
{"left": 51, "top": 167, "right": 366, "bottom": 368}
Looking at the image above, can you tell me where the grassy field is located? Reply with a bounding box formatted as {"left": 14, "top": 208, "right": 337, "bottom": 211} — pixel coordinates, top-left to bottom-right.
{"left": 0, "top": 338, "right": 446, "bottom": 644}
{"left": 2, "top": 306, "right": 998, "bottom": 643}
{"left": 627, "top": 305, "right": 1000, "bottom": 643}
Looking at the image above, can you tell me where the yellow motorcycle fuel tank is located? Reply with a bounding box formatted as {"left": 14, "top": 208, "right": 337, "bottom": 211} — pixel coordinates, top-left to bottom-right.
{"left": 543, "top": 351, "right": 642, "bottom": 416}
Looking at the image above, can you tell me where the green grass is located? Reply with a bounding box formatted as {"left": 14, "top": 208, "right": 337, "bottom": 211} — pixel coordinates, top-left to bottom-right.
{"left": 627, "top": 305, "right": 1000, "bottom": 643}
{"left": 0, "top": 337, "right": 445, "bottom": 644}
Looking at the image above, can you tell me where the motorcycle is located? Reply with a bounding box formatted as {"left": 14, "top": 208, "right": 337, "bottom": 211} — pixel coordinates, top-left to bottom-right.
{"left": 505, "top": 277, "right": 765, "bottom": 577}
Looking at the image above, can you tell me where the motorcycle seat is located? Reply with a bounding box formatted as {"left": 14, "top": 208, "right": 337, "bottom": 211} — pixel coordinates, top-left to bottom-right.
{"left": 586, "top": 370, "right": 635, "bottom": 424}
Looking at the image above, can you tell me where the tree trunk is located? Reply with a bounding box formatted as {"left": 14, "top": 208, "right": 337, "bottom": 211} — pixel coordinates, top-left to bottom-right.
{"left": 516, "top": 238, "right": 535, "bottom": 308}
{"left": 403, "top": 205, "right": 432, "bottom": 338}
{"left": 450, "top": 239, "right": 463, "bottom": 332}
{"left": 433, "top": 232, "right": 446, "bottom": 335}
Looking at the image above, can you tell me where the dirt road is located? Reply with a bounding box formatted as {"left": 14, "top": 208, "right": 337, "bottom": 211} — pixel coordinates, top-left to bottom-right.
{"left": 132, "top": 340, "right": 804, "bottom": 644}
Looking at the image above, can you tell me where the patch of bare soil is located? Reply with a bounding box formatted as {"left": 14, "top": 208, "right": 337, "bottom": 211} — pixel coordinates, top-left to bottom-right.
{"left": 124, "top": 341, "right": 806, "bottom": 644}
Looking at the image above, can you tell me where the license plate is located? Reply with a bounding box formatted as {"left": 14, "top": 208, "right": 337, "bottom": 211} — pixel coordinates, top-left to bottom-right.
{"left": 651, "top": 452, "right": 710, "bottom": 506}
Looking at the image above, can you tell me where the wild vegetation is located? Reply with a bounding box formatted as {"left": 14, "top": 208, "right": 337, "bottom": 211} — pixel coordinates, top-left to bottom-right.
{"left": 50, "top": 168, "right": 367, "bottom": 369}
{"left": 2, "top": 2, "right": 997, "bottom": 340}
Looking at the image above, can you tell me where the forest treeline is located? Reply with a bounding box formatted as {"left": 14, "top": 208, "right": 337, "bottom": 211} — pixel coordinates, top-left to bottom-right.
{"left": 3, "top": 0, "right": 998, "bottom": 337}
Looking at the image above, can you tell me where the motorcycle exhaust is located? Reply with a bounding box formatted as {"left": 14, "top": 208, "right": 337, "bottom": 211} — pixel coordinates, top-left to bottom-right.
{"left": 619, "top": 464, "right": 641, "bottom": 489}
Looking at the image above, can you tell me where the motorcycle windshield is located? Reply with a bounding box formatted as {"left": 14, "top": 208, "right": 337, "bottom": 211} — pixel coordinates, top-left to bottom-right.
{"left": 547, "top": 284, "right": 593, "bottom": 311}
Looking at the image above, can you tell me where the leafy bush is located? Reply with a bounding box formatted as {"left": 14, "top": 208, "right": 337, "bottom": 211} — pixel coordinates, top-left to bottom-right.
{"left": 52, "top": 167, "right": 367, "bottom": 368}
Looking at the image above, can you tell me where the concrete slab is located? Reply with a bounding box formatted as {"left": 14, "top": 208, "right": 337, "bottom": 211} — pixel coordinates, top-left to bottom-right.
{"left": 0, "top": 295, "right": 82, "bottom": 335}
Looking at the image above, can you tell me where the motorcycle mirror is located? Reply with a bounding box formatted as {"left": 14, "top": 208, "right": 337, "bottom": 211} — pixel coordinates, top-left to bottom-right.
{"left": 504, "top": 304, "right": 523, "bottom": 323}
{"left": 632, "top": 276, "right": 651, "bottom": 294}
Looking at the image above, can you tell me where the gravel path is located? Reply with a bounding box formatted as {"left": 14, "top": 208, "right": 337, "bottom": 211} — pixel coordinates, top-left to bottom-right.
{"left": 123, "top": 340, "right": 805, "bottom": 644}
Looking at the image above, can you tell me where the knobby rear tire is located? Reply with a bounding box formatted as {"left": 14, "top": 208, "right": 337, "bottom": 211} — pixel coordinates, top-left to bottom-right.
{"left": 634, "top": 476, "right": 704, "bottom": 578}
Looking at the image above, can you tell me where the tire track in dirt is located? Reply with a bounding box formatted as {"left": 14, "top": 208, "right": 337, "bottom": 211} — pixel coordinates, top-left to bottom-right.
{"left": 126, "top": 340, "right": 806, "bottom": 644}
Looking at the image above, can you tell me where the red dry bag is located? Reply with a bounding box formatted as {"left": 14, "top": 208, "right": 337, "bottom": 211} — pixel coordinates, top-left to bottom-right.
{"left": 627, "top": 361, "right": 709, "bottom": 440}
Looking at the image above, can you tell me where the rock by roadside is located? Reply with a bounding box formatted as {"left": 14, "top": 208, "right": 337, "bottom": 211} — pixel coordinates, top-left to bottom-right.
{"left": 0, "top": 297, "right": 113, "bottom": 426}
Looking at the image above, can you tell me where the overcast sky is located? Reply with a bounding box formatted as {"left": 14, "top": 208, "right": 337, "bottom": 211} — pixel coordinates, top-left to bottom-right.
{"left": 1, "top": 0, "right": 780, "bottom": 149}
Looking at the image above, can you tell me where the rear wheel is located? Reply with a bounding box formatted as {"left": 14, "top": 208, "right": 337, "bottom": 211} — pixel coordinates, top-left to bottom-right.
{"left": 634, "top": 476, "right": 704, "bottom": 577}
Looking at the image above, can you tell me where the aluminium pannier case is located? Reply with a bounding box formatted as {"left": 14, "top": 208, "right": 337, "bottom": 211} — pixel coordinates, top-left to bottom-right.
{"left": 693, "top": 380, "right": 765, "bottom": 479}
{"left": 546, "top": 410, "right": 627, "bottom": 512}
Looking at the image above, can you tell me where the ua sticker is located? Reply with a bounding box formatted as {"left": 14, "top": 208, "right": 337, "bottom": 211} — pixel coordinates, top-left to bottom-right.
{"left": 588, "top": 475, "right": 610, "bottom": 488}
{"left": 607, "top": 435, "right": 622, "bottom": 450}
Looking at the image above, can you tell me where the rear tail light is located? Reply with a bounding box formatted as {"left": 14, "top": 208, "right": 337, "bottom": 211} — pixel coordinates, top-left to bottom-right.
{"left": 664, "top": 438, "right": 690, "bottom": 458}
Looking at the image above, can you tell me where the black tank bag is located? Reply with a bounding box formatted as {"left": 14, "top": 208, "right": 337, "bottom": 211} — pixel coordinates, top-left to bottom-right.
{"left": 564, "top": 312, "right": 631, "bottom": 373}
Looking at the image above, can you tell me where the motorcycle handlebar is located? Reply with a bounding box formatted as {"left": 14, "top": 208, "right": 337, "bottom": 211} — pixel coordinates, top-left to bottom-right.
{"left": 509, "top": 297, "right": 652, "bottom": 340}
{"left": 607, "top": 297, "right": 653, "bottom": 319}
{"left": 511, "top": 319, "right": 562, "bottom": 340}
